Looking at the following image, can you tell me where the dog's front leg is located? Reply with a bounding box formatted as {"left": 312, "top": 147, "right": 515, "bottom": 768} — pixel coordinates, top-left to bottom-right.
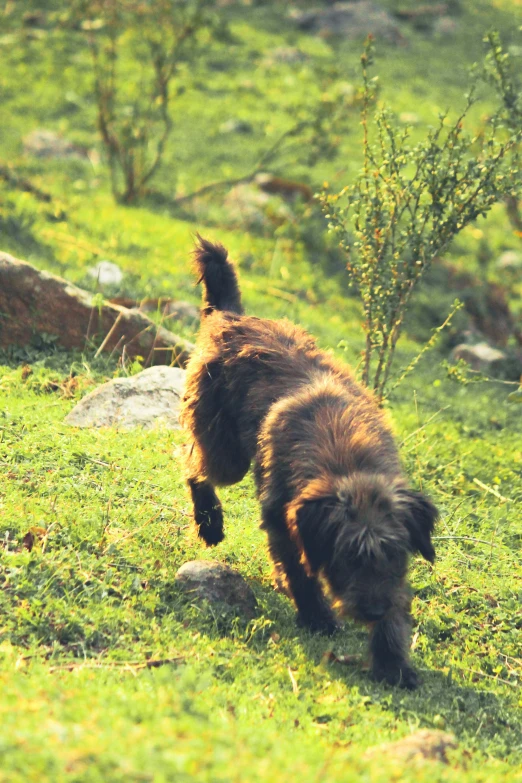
{"left": 262, "top": 507, "right": 339, "bottom": 636}
{"left": 368, "top": 605, "right": 418, "bottom": 689}
{"left": 188, "top": 477, "right": 225, "bottom": 546}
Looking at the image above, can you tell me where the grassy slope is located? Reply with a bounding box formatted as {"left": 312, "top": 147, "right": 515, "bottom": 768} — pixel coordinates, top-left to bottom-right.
{"left": 1, "top": 1, "right": 522, "bottom": 780}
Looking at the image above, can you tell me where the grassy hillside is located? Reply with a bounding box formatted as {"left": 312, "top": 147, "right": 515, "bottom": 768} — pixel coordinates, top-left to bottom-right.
{"left": 1, "top": 1, "right": 522, "bottom": 780}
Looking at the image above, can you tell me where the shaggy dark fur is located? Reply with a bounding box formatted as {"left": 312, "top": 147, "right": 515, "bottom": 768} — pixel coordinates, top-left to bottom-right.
{"left": 181, "top": 235, "right": 438, "bottom": 689}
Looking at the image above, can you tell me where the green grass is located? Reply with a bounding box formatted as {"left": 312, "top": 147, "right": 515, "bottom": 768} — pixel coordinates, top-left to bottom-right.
{"left": 1, "top": 0, "right": 522, "bottom": 779}
{"left": 1, "top": 366, "right": 521, "bottom": 781}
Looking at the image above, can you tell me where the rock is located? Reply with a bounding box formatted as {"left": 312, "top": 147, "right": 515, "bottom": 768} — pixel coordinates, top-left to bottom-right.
{"left": 263, "top": 46, "right": 309, "bottom": 65}
{"left": 496, "top": 251, "right": 522, "bottom": 271}
{"left": 0, "top": 252, "right": 193, "bottom": 366}
{"left": 439, "top": 262, "right": 521, "bottom": 348}
{"left": 432, "top": 16, "right": 458, "bottom": 36}
{"left": 65, "top": 366, "right": 186, "bottom": 429}
{"left": 23, "top": 129, "right": 88, "bottom": 160}
{"left": 451, "top": 342, "right": 508, "bottom": 372}
{"left": 164, "top": 300, "right": 200, "bottom": 323}
{"left": 88, "top": 260, "right": 124, "bottom": 287}
{"left": 254, "top": 173, "right": 314, "bottom": 202}
{"left": 289, "top": 2, "right": 403, "bottom": 43}
{"left": 219, "top": 119, "right": 254, "bottom": 135}
{"left": 365, "top": 730, "right": 457, "bottom": 765}
{"left": 176, "top": 560, "right": 258, "bottom": 620}
{"left": 224, "top": 184, "right": 293, "bottom": 230}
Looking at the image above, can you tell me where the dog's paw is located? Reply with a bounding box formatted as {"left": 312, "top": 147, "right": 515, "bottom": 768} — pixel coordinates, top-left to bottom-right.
{"left": 198, "top": 525, "right": 225, "bottom": 546}
{"left": 371, "top": 662, "right": 419, "bottom": 690}
{"left": 195, "top": 507, "right": 224, "bottom": 546}
{"left": 297, "top": 611, "right": 341, "bottom": 637}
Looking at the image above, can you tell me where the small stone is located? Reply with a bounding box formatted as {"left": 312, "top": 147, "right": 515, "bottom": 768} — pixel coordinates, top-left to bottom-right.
{"left": 219, "top": 119, "right": 254, "bottom": 135}
{"left": 496, "top": 251, "right": 522, "bottom": 271}
{"left": 264, "top": 46, "right": 309, "bottom": 65}
{"left": 451, "top": 342, "right": 507, "bottom": 372}
{"left": 65, "top": 366, "right": 186, "bottom": 429}
{"left": 433, "top": 16, "right": 458, "bottom": 36}
{"left": 23, "top": 129, "right": 87, "bottom": 159}
{"left": 224, "top": 183, "right": 293, "bottom": 230}
{"left": 88, "top": 260, "right": 124, "bottom": 287}
{"left": 289, "top": 2, "right": 403, "bottom": 44}
{"left": 164, "top": 301, "right": 200, "bottom": 323}
{"left": 176, "top": 560, "right": 258, "bottom": 620}
{"left": 365, "top": 730, "right": 457, "bottom": 765}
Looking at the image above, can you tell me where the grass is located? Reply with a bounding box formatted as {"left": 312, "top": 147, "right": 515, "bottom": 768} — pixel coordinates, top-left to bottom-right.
{"left": 1, "top": 0, "right": 522, "bottom": 779}
{"left": 1, "top": 366, "right": 521, "bottom": 781}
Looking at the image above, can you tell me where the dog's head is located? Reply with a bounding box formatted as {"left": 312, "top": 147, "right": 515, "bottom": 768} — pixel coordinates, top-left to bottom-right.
{"left": 287, "top": 473, "right": 438, "bottom": 624}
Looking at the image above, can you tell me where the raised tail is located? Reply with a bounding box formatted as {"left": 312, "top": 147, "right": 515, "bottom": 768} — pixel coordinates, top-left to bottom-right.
{"left": 193, "top": 234, "right": 243, "bottom": 316}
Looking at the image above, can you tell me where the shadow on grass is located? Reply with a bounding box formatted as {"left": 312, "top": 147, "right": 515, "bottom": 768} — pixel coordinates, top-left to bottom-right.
{"left": 165, "top": 575, "right": 522, "bottom": 761}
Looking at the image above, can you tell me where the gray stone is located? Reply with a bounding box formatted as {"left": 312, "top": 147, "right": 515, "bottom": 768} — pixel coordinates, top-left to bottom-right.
{"left": 432, "top": 16, "right": 458, "bottom": 37}
{"left": 289, "top": 2, "right": 403, "bottom": 43}
{"left": 224, "top": 183, "right": 293, "bottom": 230}
{"left": 164, "top": 300, "right": 200, "bottom": 323}
{"left": 23, "top": 129, "right": 88, "bottom": 159}
{"left": 365, "top": 730, "right": 457, "bottom": 765}
{"left": 88, "top": 260, "right": 124, "bottom": 287}
{"left": 176, "top": 560, "right": 258, "bottom": 620}
{"left": 219, "top": 119, "right": 254, "bottom": 135}
{"left": 65, "top": 366, "right": 186, "bottom": 429}
{"left": 264, "top": 46, "right": 309, "bottom": 65}
{"left": 451, "top": 342, "right": 507, "bottom": 372}
{"left": 496, "top": 251, "right": 522, "bottom": 271}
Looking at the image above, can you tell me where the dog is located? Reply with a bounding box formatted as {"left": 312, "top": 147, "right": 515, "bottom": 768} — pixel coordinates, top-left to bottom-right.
{"left": 181, "top": 236, "right": 438, "bottom": 689}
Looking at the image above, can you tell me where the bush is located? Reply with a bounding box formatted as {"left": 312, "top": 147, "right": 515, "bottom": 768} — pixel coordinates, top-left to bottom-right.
{"left": 320, "top": 37, "right": 521, "bottom": 401}
{"left": 71, "top": 0, "right": 218, "bottom": 203}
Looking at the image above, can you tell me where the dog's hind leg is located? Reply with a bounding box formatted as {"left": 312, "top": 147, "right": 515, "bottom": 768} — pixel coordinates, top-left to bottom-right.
{"left": 183, "top": 359, "right": 251, "bottom": 546}
{"left": 261, "top": 505, "right": 339, "bottom": 635}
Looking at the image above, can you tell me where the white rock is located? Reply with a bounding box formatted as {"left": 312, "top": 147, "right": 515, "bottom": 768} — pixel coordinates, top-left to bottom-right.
{"left": 88, "top": 260, "right": 124, "bottom": 287}
{"left": 23, "top": 129, "right": 87, "bottom": 159}
{"left": 496, "top": 251, "right": 522, "bottom": 271}
{"left": 451, "top": 342, "right": 507, "bottom": 372}
{"left": 65, "top": 366, "right": 186, "bottom": 429}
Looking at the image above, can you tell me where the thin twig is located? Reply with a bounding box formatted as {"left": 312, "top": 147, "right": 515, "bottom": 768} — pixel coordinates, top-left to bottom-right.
{"left": 399, "top": 406, "right": 450, "bottom": 447}
{"left": 94, "top": 312, "right": 124, "bottom": 358}
{"left": 287, "top": 667, "right": 299, "bottom": 696}
{"left": 450, "top": 664, "right": 517, "bottom": 688}
{"left": 49, "top": 656, "right": 184, "bottom": 673}
{"left": 432, "top": 535, "right": 501, "bottom": 548}
{"left": 472, "top": 478, "right": 511, "bottom": 503}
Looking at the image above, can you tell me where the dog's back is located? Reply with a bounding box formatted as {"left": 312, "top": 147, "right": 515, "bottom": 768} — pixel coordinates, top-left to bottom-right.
{"left": 185, "top": 237, "right": 390, "bottom": 464}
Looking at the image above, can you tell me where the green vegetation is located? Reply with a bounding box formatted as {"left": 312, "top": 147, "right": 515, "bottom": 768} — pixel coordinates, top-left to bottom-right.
{"left": 1, "top": 1, "right": 522, "bottom": 780}
{"left": 321, "top": 37, "right": 520, "bottom": 398}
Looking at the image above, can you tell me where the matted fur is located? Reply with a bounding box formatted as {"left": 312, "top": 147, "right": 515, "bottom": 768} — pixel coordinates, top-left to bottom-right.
{"left": 181, "top": 236, "right": 438, "bottom": 689}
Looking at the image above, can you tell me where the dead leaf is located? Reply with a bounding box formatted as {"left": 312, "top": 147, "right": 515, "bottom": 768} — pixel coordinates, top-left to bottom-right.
{"left": 22, "top": 526, "right": 47, "bottom": 551}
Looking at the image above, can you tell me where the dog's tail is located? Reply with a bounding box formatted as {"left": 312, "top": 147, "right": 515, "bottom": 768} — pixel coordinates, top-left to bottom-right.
{"left": 193, "top": 234, "right": 243, "bottom": 316}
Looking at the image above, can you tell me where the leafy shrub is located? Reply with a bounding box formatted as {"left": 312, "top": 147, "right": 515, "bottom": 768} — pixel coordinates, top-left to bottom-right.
{"left": 70, "top": 0, "right": 219, "bottom": 203}
{"left": 320, "top": 38, "right": 521, "bottom": 401}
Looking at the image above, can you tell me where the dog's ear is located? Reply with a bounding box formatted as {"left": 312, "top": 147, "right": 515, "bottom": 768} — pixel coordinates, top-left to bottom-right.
{"left": 396, "top": 488, "right": 438, "bottom": 563}
{"left": 286, "top": 480, "right": 342, "bottom": 572}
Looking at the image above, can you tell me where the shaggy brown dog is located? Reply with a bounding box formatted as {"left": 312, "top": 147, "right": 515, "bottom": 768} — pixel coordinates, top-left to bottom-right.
{"left": 181, "top": 236, "right": 438, "bottom": 689}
